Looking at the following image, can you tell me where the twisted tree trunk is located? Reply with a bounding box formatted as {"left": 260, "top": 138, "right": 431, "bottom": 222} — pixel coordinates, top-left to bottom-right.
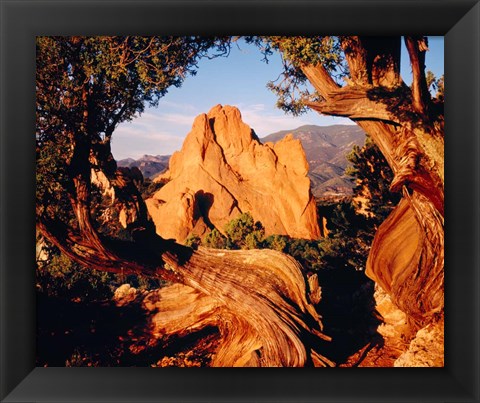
{"left": 301, "top": 36, "right": 444, "bottom": 328}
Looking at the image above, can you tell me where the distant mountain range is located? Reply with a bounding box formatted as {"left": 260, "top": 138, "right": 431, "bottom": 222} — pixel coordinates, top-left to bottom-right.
{"left": 117, "top": 154, "right": 170, "bottom": 179}
{"left": 117, "top": 124, "right": 366, "bottom": 197}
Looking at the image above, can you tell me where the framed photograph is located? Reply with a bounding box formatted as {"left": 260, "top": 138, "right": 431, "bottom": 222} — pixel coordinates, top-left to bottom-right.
{"left": 1, "top": 0, "right": 479, "bottom": 402}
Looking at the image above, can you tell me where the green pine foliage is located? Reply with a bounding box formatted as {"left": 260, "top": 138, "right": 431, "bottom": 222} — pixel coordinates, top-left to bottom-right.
{"left": 137, "top": 178, "right": 168, "bottom": 199}
{"left": 203, "top": 228, "right": 228, "bottom": 249}
{"left": 345, "top": 135, "right": 401, "bottom": 229}
{"left": 262, "top": 234, "right": 288, "bottom": 252}
{"left": 184, "top": 234, "right": 202, "bottom": 249}
{"left": 245, "top": 36, "right": 346, "bottom": 116}
{"left": 224, "top": 212, "right": 265, "bottom": 250}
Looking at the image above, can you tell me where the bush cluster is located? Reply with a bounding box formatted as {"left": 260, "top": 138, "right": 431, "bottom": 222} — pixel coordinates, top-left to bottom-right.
{"left": 185, "top": 212, "right": 265, "bottom": 251}
{"left": 36, "top": 243, "right": 162, "bottom": 303}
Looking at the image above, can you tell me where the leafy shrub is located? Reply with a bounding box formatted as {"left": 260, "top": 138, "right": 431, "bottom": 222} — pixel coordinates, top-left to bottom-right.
{"left": 283, "top": 238, "right": 324, "bottom": 273}
{"left": 203, "top": 228, "right": 228, "bottom": 249}
{"left": 263, "top": 234, "right": 288, "bottom": 252}
{"left": 185, "top": 234, "right": 202, "bottom": 249}
{"left": 345, "top": 135, "right": 400, "bottom": 226}
{"left": 224, "top": 212, "right": 265, "bottom": 249}
{"left": 36, "top": 241, "right": 162, "bottom": 302}
{"left": 36, "top": 252, "right": 117, "bottom": 302}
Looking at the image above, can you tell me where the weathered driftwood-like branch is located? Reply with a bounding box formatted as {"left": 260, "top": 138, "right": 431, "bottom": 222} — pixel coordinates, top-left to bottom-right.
{"left": 340, "top": 36, "right": 369, "bottom": 86}
{"left": 143, "top": 258, "right": 334, "bottom": 367}
{"left": 163, "top": 247, "right": 333, "bottom": 366}
{"left": 305, "top": 87, "right": 397, "bottom": 122}
{"left": 301, "top": 63, "right": 340, "bottom": 99}
{"left": 39, "top": 207, "right": 334, "bottom": 367}
{"left": 341, "top": 36, "right": 402, "bottom": 88}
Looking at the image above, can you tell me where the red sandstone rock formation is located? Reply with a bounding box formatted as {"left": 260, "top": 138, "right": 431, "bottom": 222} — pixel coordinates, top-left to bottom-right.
{"left": 146, "top": 105, "right": 320, "bottom": 242}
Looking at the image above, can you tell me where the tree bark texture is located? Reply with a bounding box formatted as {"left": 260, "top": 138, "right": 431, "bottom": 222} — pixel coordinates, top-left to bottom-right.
{"left": 301, "top": 36, "right": 444, "bottom": 328}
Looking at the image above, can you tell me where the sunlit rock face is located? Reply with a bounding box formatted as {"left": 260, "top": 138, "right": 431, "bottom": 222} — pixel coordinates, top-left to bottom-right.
{"left": 146, "top": 104, "right": 320, "bottom": 242}
{"left": 394, "top": 318, "right": 444, "bottom": 367}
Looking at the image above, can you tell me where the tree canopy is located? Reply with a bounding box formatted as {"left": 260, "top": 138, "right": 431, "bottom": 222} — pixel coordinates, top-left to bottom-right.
{"left": 36, "top": 36, "right": 229, "bottom": 276}
{"left": 36, "top": 36, "right": 228, "bottom": 208}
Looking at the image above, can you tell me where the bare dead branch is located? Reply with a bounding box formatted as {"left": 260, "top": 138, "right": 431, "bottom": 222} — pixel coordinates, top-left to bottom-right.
{"left": 404, "top": 36, "right": 431, "bottom": 115}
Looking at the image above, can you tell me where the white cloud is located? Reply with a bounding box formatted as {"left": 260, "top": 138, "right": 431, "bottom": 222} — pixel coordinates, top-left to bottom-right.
{"left": 248, "top": 103, "right": 266, "bottom": 112}
{"left": 155, "top": 112, "right": 199, "bottom": 126}
{"left": 112, "top": 128, "right": 184, "bottom": 160}
{"left": 112, "top": 112, "right": 188, "bottom": 159}
{"left": 114, "top": 126, "right": 182, "bottom": 143}
{"left": 158, "top": 100, "right": 199, "bottom": 113}
{"left": 111, "top": 101, "right": 207, "bottom": 160}
{"left": 131, "top": 110, "right": 195, "bottom": 127}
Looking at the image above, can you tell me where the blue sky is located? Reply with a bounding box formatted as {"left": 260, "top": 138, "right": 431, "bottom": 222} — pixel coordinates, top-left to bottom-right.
{"left": 112, "top": 37, "right": 444, "bottom": 160}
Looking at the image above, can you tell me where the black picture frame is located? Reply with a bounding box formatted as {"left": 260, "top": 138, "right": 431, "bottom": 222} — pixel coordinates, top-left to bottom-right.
{"left": 1, "top": 0, "right": 479, "bottom": 402}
